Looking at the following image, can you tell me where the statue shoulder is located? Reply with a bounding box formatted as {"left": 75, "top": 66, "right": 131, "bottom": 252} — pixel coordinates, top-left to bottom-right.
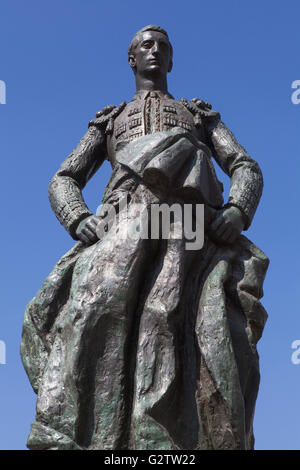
{"left": 88, "top": 102, "right": 127, "bottom": 135}
{"left": 179, "top": 97, "right": 221, "bottom": 126}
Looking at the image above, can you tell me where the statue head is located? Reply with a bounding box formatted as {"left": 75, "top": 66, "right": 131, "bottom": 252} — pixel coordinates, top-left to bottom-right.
{"left": 128, "top": 25, "right": 173, "bottom": 78}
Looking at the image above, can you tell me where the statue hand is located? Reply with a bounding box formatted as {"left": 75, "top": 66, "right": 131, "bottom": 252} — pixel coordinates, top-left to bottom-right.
{"left": 209, "top": 206, "right": 245, "bottom": 244}
{"left": 75, "top": 215, "right": 100, "bottom": 245}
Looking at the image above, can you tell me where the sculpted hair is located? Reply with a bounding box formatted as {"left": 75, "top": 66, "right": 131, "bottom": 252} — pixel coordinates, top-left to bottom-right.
{"left": 128, "top": 25, "right": 173, "bottom": 60}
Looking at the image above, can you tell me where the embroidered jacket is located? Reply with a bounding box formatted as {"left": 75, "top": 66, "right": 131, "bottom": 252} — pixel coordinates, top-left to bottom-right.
{"left": 48, "top": 91, "right": 263, "bottom": 238}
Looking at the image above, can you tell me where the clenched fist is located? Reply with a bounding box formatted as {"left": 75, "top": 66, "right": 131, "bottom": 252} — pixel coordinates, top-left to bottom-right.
{"left": 75, "top": 215, "right": 100, "bottom": 245}
{"left": 209, "top": 206, "right": 245, "bottom": 244}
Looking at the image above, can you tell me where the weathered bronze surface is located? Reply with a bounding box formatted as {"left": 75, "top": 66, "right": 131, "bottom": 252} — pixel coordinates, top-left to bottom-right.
{"left": 21, "top": 25, "right": 269, "bottom": 450}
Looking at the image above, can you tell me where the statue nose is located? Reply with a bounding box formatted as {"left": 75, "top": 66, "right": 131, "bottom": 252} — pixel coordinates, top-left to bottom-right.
{"left": 151, "top": 43, "right": 159, "bottom": 54}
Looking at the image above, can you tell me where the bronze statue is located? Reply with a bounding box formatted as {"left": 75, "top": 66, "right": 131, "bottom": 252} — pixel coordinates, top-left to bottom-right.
{"left": 21, "top": 25, "right": 269, "bottom": 450}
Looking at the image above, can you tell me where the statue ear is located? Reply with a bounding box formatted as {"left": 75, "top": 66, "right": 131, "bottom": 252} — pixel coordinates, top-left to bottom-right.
{"left": 168, "top": 59, "right": 173, "bottom": 73}
{"left": 128, "top": 55, "right": 136, "bottom": 70}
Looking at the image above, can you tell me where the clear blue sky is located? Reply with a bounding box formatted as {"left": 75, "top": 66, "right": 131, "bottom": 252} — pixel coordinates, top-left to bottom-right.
{"left": 0, "top": 0, "right": 299, "bottom": 450}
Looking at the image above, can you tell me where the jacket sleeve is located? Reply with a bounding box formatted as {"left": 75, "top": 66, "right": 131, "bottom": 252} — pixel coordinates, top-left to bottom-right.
{"left": 48, "top": 125, "right": 107, "bottom": 239}
{"left": 206, "top": 120, "right": 263, "bottom": 230}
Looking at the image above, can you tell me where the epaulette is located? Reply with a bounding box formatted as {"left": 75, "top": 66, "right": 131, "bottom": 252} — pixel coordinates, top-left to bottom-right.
{"left": 180, "top": 98, "right": 220, "bottom": 127}
{"left": 88, "top": 101, "right": 127, "bottom": 135}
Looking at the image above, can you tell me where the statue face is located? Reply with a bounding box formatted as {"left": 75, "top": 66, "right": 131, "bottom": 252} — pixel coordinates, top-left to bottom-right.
{"left": 129, "top": 30, "right": 172, "bottom": 76}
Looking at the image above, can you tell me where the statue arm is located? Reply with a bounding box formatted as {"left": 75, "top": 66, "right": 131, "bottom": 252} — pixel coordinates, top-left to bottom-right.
{"left": 207, "top": 120, "right": 263, "bottom": 230}
{"left": 48, "top": 125, "right": 107, "bottom": 240}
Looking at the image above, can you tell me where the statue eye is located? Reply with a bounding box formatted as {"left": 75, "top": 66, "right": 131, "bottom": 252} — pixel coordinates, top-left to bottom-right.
{"left": 142, "top": 40, "right": 153, "bottom": 49}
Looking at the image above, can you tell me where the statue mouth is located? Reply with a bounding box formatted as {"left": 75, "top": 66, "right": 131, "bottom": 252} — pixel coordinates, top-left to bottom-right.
{"left": 148, "top": 58, "right": 160, "bottom": 65}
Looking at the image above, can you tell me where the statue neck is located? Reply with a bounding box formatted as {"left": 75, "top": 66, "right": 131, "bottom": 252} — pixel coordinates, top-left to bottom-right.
{"left": 135, "top": 73, "right": 168, "bottom": 94}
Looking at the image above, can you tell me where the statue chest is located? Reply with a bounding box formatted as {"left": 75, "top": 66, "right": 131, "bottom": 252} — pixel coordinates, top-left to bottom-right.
{"left": 107, "top": 96, "right": 205, "bottom": 165}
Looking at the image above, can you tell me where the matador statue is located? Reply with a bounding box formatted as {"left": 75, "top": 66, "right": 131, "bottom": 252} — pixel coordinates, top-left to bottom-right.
{"left": 21, "top": 25, "right": 269, "bottom": 450}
